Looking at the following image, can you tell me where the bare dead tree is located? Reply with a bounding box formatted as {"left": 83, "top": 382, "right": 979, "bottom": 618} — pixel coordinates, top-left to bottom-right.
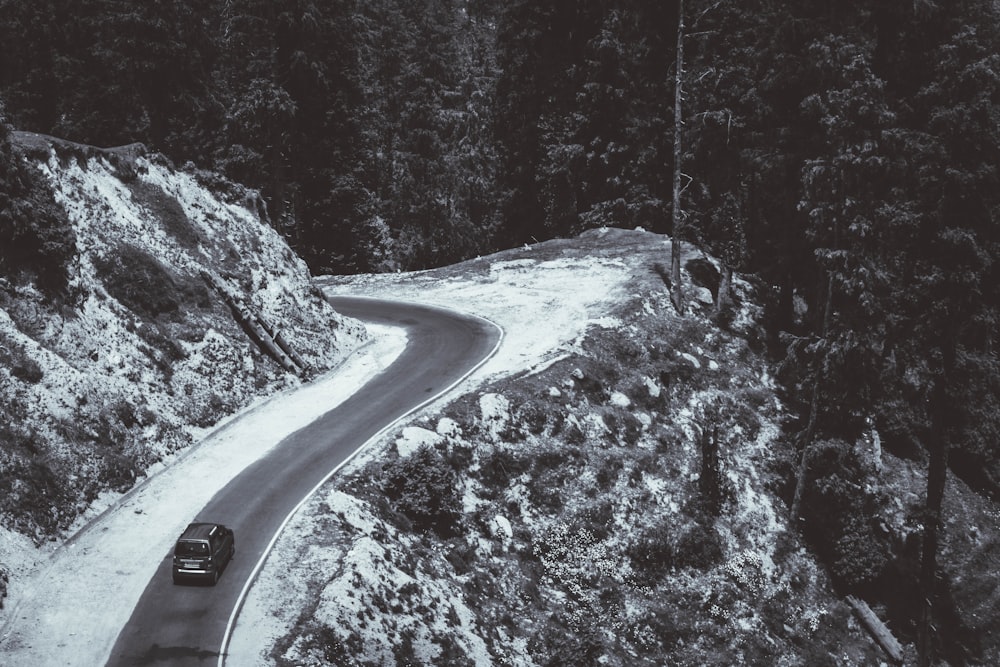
{"left": 670, "top": 0, "right": 686, "bottom": 314}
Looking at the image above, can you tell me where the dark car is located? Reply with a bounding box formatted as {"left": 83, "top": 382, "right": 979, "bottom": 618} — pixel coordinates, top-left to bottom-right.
{"left": 172, "top": 522, "right": 235, "bottom": 585}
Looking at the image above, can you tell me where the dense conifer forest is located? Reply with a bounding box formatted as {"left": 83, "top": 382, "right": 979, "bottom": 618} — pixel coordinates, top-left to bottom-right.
{"left": 2, "top": 1, "right": 1000, "bottom": 663}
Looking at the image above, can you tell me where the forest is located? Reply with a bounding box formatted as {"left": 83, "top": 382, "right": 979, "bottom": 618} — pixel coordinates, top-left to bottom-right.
{"left": 2, "top": 0, "right": 1000, "bottom": 664}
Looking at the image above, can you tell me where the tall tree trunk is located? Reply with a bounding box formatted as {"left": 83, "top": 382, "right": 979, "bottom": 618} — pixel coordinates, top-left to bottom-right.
{"left": 777, "top": 272, "right": 795, "bottom": 335}
{"left": 790, "top": 270, "right": 833, "bottom": 521}
{"left": 700, "top": 424, "right": 722, "bottom": 515}
{"left": 715, "top": 263, "right": 733, "bottom": 317}
{"left": 918, "top": 348, "right": 953, "bottom": 667}
{"left": 670, "top": 0, "right": 685, "bottom": 314}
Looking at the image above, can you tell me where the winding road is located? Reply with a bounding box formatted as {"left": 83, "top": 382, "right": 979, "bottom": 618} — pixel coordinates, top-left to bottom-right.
{"left": 105, "top": 296, "right": 501, "bottom": 666}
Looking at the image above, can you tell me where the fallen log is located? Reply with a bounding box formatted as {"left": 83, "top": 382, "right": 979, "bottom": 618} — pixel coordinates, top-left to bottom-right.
{"left": 846, "top": 595, "right": 903, "bottom": 664}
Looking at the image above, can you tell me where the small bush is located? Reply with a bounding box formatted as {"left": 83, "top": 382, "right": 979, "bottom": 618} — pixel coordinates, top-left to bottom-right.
{"left": 594, "top": 454, "right": 623, "bottom": 491}
{"left": 0, "top": 125, "right": 78, "bottom": 294}
{"left": 128, "top": 180, "right": 201, "bottom": 249}
{"left": 561, "top": 420, "right": 586, "bottom": 445}
{"left": 602, "top": 408, "right": 643, "bottom": 446}
{"left": 577, "top": 500, "right": 615, "bottom": 541}
{"left": 673, "top": 522, "right": 724, "bottom": 570}
{"left": 798, "top": 438, "right": 890, "bottom": 590}
{"left": 628, "top": 523, "right": 675, "bottom": 578}
{"left": 382, "top": 445, "right": 461, "bottom": 537}
{"left": 566, "top": 358, "right": 617, "bottom": 401}
{"left": 658, "top": 357, "right": 698, "bottom": 393}
{"left": 526, "top": 446, "right": 584, "bottom": 512}
{"left": 446, "top": 539, "right": 477, "bottom": 575}
{"left": 193, "top": 393, "right": 228, "bottom": 428}
{"left": 10, "top": 349, "right": 43, "bottom": 383}
{"left": 527, "top": 467, "right": 567, "bottom": 512}
{"left": 95, "top": 244, "right": 181, "bottom": 317}
{"left": 685, "top": 257, "right": 721, "bottom": 297}
{"left": 833, "top": 516, "right": 889, "bottom": 590}
{"left": 99, "top": 450, "right": 139, "bottom": 492}
{"left": 0, "top": 563, "right": 9, "bottom": 609}
{"left": 478, "top": 446, "right": 530, "bottom": 491}
{"left": 541, "top": 628, "right": 603, "bottom": 667}
{"left": 515, "top": 400, "right": 550, "bottom": 436}
{"left": 629, "top": 513, "right": 723, "bottom": 577}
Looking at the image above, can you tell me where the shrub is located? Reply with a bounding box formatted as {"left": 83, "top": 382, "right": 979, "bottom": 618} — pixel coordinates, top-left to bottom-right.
{"left": 193, "top": 393, "right": 228, "bottom": 428}
{"left": 315, "top": 626, "right": 353, "bottom": 665}
{"left": 526, "top": 446, "right": 584, "bottom": 512}
{"left": 382, "top": 445, "right": 461, "bottom": 537}
{"left": 833, "top": 516, "right": 888, "bottom": 591}
{"left": 95, "top": 244, "right": 181, "bottom": 317}
{"left": 673, "top": 522, "right": 724, "bottom": 570}
{"left": 629, "top": 525, "right": 675, "bottom": 578}
{"left": 798, "top": 439, "right": 889, "bottom": 590}
{"left": 0, "top": 453, "right": 75, "bottom": 536}
{"left": 541, "top": 628, "right": 603, "bottom": 667}
{"left": 577, "top": 500, "right": 615, "bottom": 541}
{"left": 477, "top": 446, "right": 530, "bottom": 491}
{"left": 594, "top": 454, "right": 623, "bottom": 491}
{"left": 10, "top": 348, "right": 43, "bottom": 383}
{"left": 0, "top": 115, "right": 78, "bottom": 295}
{"left": 515, "top": 399, "right": 550, "bottom": 436}
{"left": 602, "top": 407, "right": 643, "bottom": 446}
{"left": 527, "top": 467, "right": 567, "bottom": 512}
{"left": 445, "top": 539, "right": 477, "bottom": 575}
{"left": 99, "top": 449, "right": 139, "bottom": 492}
{"left": 561, "top": 420, "right": 586, "bottom": 445}
{"left": 128, "top": 180, "right": 201, "bottom": 249}
{"left": 565, "top": 358, "right": 617, "bottom": 402}
{"left": 685, "top": 257, "right": 721, "bottom": 297}
{"left": 0, "top": 562, "right": 8, "bottom": 609}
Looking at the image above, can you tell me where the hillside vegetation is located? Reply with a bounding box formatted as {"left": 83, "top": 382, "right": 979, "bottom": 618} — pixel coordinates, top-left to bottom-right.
{"left": 2, "top": 2, "right": 1000, "bottom": 664}
{"left": 0, "top": 128, "right": 364, "bottom": 558}
{"left": 225, "top": 231, "right": 999, "bottom": 665}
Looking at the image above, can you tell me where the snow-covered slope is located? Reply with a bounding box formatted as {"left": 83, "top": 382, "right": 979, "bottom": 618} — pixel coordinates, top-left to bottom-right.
{"left": 0, "top": 135, "right": 364, "bottom": 592}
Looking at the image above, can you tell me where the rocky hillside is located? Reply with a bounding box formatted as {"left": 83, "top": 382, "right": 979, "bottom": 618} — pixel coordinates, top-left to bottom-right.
{"left": 228, "top": 231, "right": 883, "bottom": 666}
{"left": 228, "top": 230, "right": 1000, "bottom": 666}
{"left": 0, "top": 133, "right": 365, "bottom": 553}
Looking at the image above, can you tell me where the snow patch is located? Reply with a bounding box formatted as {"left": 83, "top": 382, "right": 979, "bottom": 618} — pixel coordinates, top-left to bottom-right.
{"left": 609, "top": 391, "right": 631, "bottom": 408}
{"left": 395, "top": 426, "right": 441, "bottom": 458}
{"left": 479, "top": 393, "right": 510, "bottom": 442}
{"left": 680, "top": 352, "right": 701, "bottom": 369}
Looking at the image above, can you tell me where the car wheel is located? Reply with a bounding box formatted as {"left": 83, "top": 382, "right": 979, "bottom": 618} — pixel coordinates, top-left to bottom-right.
{"left": 211, "top": 569, "right": 219, "bottom": 586}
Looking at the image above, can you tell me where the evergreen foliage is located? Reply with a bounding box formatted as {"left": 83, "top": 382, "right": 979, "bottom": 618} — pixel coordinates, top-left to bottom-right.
{"left": 0, "top": 102, "right": 77, "bottom": 294}
{"left": 381, "top": 445, "right": 461, "bottom": 537}
{"left": 3, "top": 0, "right": 1000, "bottom": 660}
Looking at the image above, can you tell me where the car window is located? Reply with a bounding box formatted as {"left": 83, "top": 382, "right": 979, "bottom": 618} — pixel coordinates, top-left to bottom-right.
{"left": 176, "top": 541, "right": 209, "bottom": 557}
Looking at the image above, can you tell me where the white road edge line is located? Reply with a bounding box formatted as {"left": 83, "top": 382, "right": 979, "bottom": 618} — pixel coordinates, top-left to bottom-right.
{"left": 217, "top": 303, "right": 504, "bottom": 667}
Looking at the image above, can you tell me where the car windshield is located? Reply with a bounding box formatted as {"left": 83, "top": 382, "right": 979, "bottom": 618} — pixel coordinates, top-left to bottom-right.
{"left": 175, "top": 540, "right": 209, "bottom": 557}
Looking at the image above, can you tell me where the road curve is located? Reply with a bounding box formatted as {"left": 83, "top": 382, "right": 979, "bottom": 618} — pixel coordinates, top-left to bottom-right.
{"left": 105, "top": 296, "right": 501, "bottom": 667}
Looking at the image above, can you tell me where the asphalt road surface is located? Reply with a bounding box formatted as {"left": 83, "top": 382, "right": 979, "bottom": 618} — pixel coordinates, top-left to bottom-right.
{"left": 105, "top": 296, "right": 501, "bottom": 667}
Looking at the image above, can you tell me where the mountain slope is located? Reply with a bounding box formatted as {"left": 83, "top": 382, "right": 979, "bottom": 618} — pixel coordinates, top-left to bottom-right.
{"left": 230, "top": 229, "right": 886, "bottom": 666}
{"left": 0, "top": 134, "right": 364, "bottom": 589}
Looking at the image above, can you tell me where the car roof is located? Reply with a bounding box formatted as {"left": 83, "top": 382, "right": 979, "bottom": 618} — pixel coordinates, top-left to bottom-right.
{"left": 178, "top": 522, "right": 225, "bottom": 541}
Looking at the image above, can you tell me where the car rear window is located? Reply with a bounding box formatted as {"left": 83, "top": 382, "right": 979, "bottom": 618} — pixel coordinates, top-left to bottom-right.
{"left": 175, "top": 540, "right": 210, "bottom": 557}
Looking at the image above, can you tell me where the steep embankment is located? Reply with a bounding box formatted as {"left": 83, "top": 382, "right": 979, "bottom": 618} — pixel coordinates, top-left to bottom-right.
{"left": 0, "top": 133, "right": 364, "bottom": 602}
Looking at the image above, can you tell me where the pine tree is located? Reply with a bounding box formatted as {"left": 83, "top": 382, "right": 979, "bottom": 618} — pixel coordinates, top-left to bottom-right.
{"left": 0, "top": 101, "right": 77, "bottom": 294}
